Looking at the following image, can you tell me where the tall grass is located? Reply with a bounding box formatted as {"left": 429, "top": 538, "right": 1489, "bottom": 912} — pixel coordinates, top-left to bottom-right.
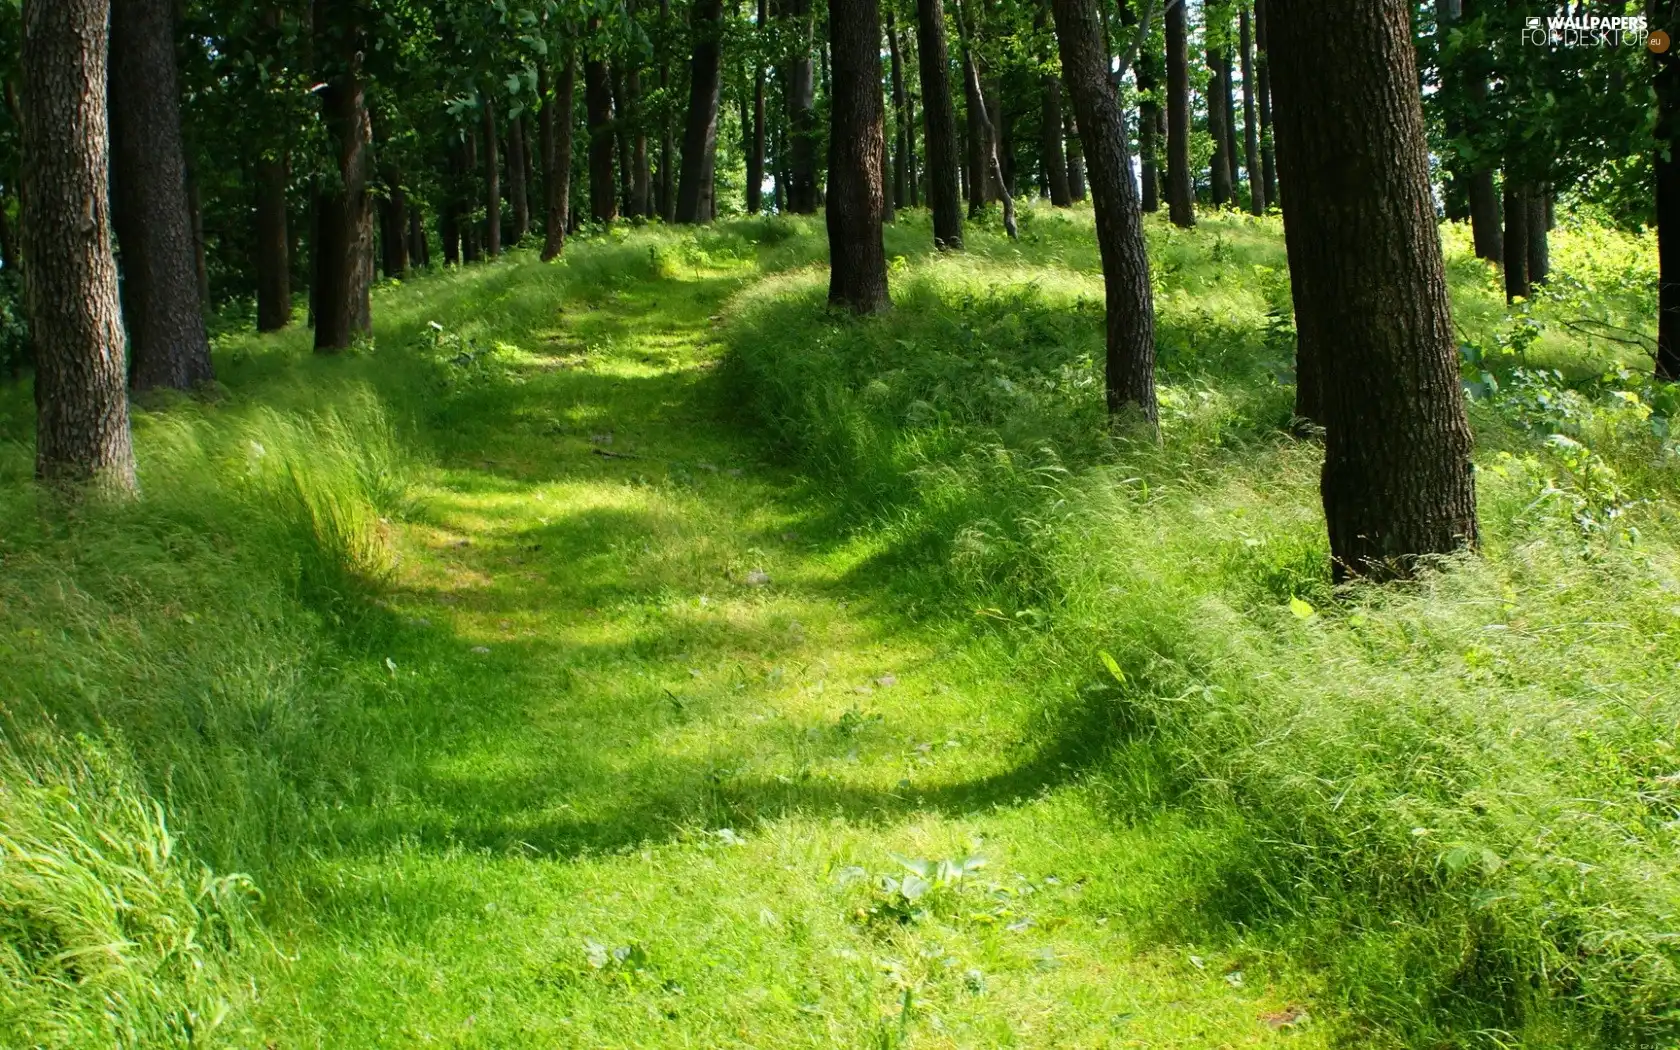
{"left": 724, "top": 208, "right": 1680, "bottom": 1046}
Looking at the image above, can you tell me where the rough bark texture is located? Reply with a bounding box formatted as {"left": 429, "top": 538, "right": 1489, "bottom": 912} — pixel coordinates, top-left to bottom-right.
{"left": 1467, "top": 75, "right": 1503, "bottom": 262}
{"left": 1502, "top": 179, "right": 1530, "bottom": 303}
{"left": 1135, "top": 25, "right": 1161, "bottom": 214}
{"left": 1658, "top": 34, "right": 1680, "bottom": 380}
{"left": 1207, "top": 39, "right": 1233, "bottom": 207}
{"left": 1527, "top": 188, "right": 1549, "bottom": 285}
{"left": 748, "top": 0, "right": 767, "bottom": 213}
{"left": 826, "top": 0, "right": 890, "bottom": 312}
{"left": 22, "top": 0, "right": 136, "bottom": 490}
{"left": 1042, "top": 75, "right": 1072, "bottom": 207}
{"left": 585, "top": 42, "right": 618, "bottom": 224}
{"left": 541, "top": 57, "right": 575, "bottom": 261}
{"left": 1254, "top": 0, "right": 1277, "bottom": 209}
{"left": 676, "top": 0, "right": 723, "bottom": 224}
{"left": 914, "top": 0, "right": 963, "bottom": 249}
{"left": 1269, "top": 0, "right": 1478, "bottom": 581}
{"left": 1164, "top": 0, "right": 1194, "bottom": 227}
{"left": 109, "top": 0, "right": 213, "bottom": 391}
{"left": 1051, "top": 0, "right": 1157, "bottom": 423}
{"left": 312, "top": 1, "right": 373, "bottom": 353}
{"left": 786, "top": 0, "right": 820, "bottom": 213}
{"left": 508, "top": 110, "right": 529, "bottom": 242}
{"left": 1239, "top": 8, "right": 1264, "bottom": 214}
{"left": 1063, "top": 109, "right": 1086, "bottom": 200}
{"left": 256, "top": 155, "right": 291, "bottom": 330}
{"left": 887, "top": 10, "right": 909, "bottom": 210}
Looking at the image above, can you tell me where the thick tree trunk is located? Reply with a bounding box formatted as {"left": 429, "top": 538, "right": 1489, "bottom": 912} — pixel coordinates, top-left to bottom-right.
{"left": 1467, "top": 76, "right": 1503, "bottom": 261}
{"left": 1207, "top": 41, "right": 1233, "bottom": 207}
{"left": 312, "top": 3, "right": 373, "bottom": 353}
{"left": 1042, "top": 76, "right": 1072, "bottom": 207}
{"left": 255, "top": 155, "right": 291, "bottom": 330}
{"left": 914, "top": 0, "right": 963, "bottom": 249}
{"left": 1051, "top": 0, "right": 1157, "bottom": 422}
{"left": 540, "top": 56, "right": 575, "bottom": 260}
{"left": 887, "top": 10, "right": 909, "bottom": 210}
{"left": 1657, "top": 41, "right": 1680, "bottom": 380}
{"left": 1269, "top": 0, "right": 1478, "bottom": 581}
{"left": 1255, "top": 0, "right": 1277, "bottom": 210}
{"left": 1239, "top": 8, "right": 1264, "bottom": 214}
{"left": 786, "top": 0, "right": 819, "bottom": 213}
{"left": 1502, "top": 178, "right": 1530, "bottom": 303}
{"left": 826, "top": 0, "right": 890, "bottom": 312}
{"left": 109, "top": 0, "right": 213, "bottom": 391}
{"left": 21, "top": 0, "right": 136, "bottom": 490}
{"left": 481, "top": 94, "right": 501, "bottom": 257}
{"left": 676, "top": 0, "right": 724, "bottom": 223}
{"left": 585, "top": 42, "right": 618, "bottom": 224}
{"left": 749, "top": 0, "right": 767, "bottom": 213}
{"left": 1164, "top": 0, "right": 1195, "bottom": 226}
{"left": 508, "top": 111, "right": 530, "bottom": 242}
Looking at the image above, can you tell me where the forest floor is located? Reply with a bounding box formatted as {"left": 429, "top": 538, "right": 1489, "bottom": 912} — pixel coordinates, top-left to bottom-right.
{"left": 236, "top": 231, "right": 1326, "bottom": 1047}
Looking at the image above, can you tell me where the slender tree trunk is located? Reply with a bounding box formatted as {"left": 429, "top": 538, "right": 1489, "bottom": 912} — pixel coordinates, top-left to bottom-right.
{"left": 379, "top": 165, "right": 408, "bottom": 276}
{"left": 749, "top": 0, "right": 767, "bottom": 213}
{"left": 109, "top": 0, "right": 213, "bottom": 391}
{"left": 508, "top": 111, "right": 530, "bottom": 242}
{"left": 1164, "top": 0, "right": 1195, "bottom": 226}
{"left": 1135, "top": 20, "right": 1161, "bottom": 214}
{"left": 408, "top": 204, "right": 427, "bottom": 267}
{"left": 904, "top": 33, "right": 919, "bottom": 208}
{"left": 481, "top": 94, "right": 501, "bottom": 256}
{"left": 185, "top": 169, "right": 208, "bottom": 306}
{"left": 887, "top": 10, "right": 909, "bottom": 210}
{"left": 827, "top": 0, "right": 889, "bottom": 311}
{"left": 21, "top": 0, "right": 136, "bottom": 490}
{"left": 1042, "top": 76, "right": 1072, "bottom": 207}
{"left": 879, "top": 54, "right": 896, "bottom": 225}
{"left": 611, "top": 67, "right": 634, "bottom": 215}
{"left": 962, "top": 52, "right": 991, "bottom": 214}
{"left": 1255, "top": 0, "right": 1277, "bottom": 210}
{"left": 443, "top": 137, "right": 464, "bottom": 264}
{"left": 1527, "top": 187, "right": 1549, "bottom": 284}
{"left": 256, "top": 155, "right": 290, "bottom": 330}
{"left": 628, "top": 13, "right": 650, "bottom": 217}
{"left": 786, "top": 0, "right": 819, "bottom": 213}
{"left": 1657, "top": 37, "right": 1680, "bottom": 380}
{"left": 1467, "top": 75, "right": 1503, "bottom": 261}
{"left": 312, "top": 1, "right": 373, "bottom": 352}
{"left": 1051, "top": 0, "right": 1157, "bottom": 422}
{"left": 1064, "top": 110, "right": 1086, "bottom": 200}
{"left": 1207, "top": 39, "right": 1232, "bottom": 206}
{"left": 541, "top": 55, "right": 575, "bottom": 260}
{"left": 1502, "top": 177, "right": 1529, "bottom": 303}
{"left": 1239, "top": 8, "right": 1264, "bottom": 214}
{"left": 676, "top": 0, "right": 724, "bottom": 223}
{"left": 659, "top": 0, "right": 675, "bottom": 220}
{"left": 914, "top": 0, "right": 963, "bottom": 249}
{"left": 585, "top": 37, "right": 618, "bottom": 224}
{"left": 1269, "top": 0, "right": 1477, "bottom": 581}
{"left": 955, "top": 0, "right": 1015, "bottom": 237}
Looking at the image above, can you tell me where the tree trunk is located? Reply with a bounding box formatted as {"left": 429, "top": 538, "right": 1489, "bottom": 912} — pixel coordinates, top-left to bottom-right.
{"left": 481, "top": 94, "right": 501, "bottom": 256}
{"left": 1207, "top": 39, "right": 1232, "bottom": 207}
{"left": 108, "top": 0, "right": 213, "bottom": 391}
{"left": 540, "top": 56, "right": 575, "bottom": 260}
{"left": 1657, "top": 37, "right": 1680, "bottom": 380}
{"left": 256, "top": 155, "right": 290, "bottom": 330}
{"left": 827, "top": 0, "right": 890, "bottom": 312}
{"left": 1164, "top": 0, "right": 1195, "bottom": 226}
{"left": 1269, "top": 0, "right": 1478, "bottom": 581}
{"left": 904, "top": 36, "right": 919, "bottom": 208}
{"left": 659, "top": 0, "right": 675, "bottom": 220}
{"left": 1502, "top": 178, "right": 1529, "bottom": 303}
{"left": 1466, "top": 75, "right": 1502, "bottom": 262}
{"left": 887, "top": 10, "right": 909, "bottom": 210}
{"left": 1527, "top": 187, "right": 1549, "bottom": 285}
{"left": 627, "top": 23, "right": 650, "bottom": 217}
{"left": 1135, "top": 22, "right": 1161, "bottom": 214}
{"left": 1239, "top": 8, "right": 1264, "bottom": 214}
{"left": 443, "top": 137, "right": 464, "bottom": 265}
{"left": 312, "top": 2, "right": 373, "bottom": 353}
{"left": 611, "top": 66, "right": 634, "bottom": 216}
{"left": 379, "top": 167, "right": 407, "bottom": 277}
{"left": 1064, "top": 109, "right": 1086, "bottom": 200}
{"left": 1042, "top": 76, "right": 1072, "bottom": 206}
{"left": 914, "top": 0, "right": 963, "bottom": 249}
{"left": 676, "top": 0, "right": 724, "bottom": 223}
{"left": 508, "top": 110, "right": 530, "bottom": 242}
{"left": 1255, "top": 0, "right": 1277, "bottom": 210}
{"left": 408, "top": 203, "right": 427, "bottom": 267}
{"left": 955, "top": 0, "right": 1015, "bottom": 237}
{"left": 786, "top": 0, "right": 819, "bottom": 213}
{"left": 749, "top": 0, "right": 767, "bottom": 213}
{"left": 962, "top": 51, "right": 991, "bottom": 215}
{"left": 585, "top": 40, "right": 618, "bottom": 224}
{"left": 1051, "top": 0, "right": 1157, "bottom": 423}
{"left": 21, "top": 0, "right": 136, "bottom": 490}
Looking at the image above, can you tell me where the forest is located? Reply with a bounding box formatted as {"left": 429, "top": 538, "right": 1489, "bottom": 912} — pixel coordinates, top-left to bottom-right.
{"left": 3, "top": 0, "right": 1679, "bottom": 1046}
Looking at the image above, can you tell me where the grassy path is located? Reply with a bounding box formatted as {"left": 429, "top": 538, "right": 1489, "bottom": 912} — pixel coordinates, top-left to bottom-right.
{"left": 244, "top": 241, "right": 1326, "bottom": 1048}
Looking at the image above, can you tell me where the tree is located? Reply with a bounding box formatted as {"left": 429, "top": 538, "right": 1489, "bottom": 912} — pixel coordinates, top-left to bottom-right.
{"left": 1656, "top": 3, "right": 1680, "bottom": 380}
{"left": 827, "top": 0, "right": 890, "bottom": 312}
{"left": 1051, "top": 0, "right": 1157, "bottom": 422}
{"left": 1206, "top": 6, "right": 1233, "bottom": 207}
{"left": 20, "top": 0, "right": 136, "bottom": 490}
{"left": 914, "top": 0, "right": 963, "bottom": 249}
{"left": 887, "top": 9, "right": 911, "bottom": 211}
{"left": 481, "top": 92, "right": 501, "bottom": 257}
{"left": 953, "top": 0, "right": 1014, "bottom": 238}
{"left": 675, "top": 0, "right": 723, "bottom": 223}
{"left": 540, "top": 49, "right": 575, "bottom": 261}
{"left": 585, "top": 22, "right": 617, "bottom": 225}
{"left": 1238, "top": 5, "right": 1263, "bottom": 214}
{"left": 1254, "top": 0, "right": 1276, "bottom": 208}
{"left": 784, "top": 0, "right": 820, "bottom": 213}
{"left": 109, "top": 0, "right": 214, "bottom": 391}
{"left": 1041, "top": 75, "right": 1072, "bottom": 206}
{"left": 311, "top": 0, "right": 373, "bottom": 353}
{"left": 1268, "top": 0, "right": 1477, "bottom": 580}
{"left": 748, "top": 0, "right": 767, "bottom": 213}
{"left": 1164, "top": 0, "right": 1194, "bottom": 227}
{"left": 508, "top": 106, "right": 530, "bottom": 242}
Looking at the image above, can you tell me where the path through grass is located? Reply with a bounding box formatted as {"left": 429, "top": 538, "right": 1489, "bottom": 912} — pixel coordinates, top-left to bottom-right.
{"left": 235, "top": 232, "right": 1327, "bottom": 1047}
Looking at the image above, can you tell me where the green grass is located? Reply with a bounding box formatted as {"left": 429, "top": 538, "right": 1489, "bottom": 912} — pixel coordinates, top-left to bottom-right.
{"left": 0, "top": 206, "right": 1674, "bottom": 1048}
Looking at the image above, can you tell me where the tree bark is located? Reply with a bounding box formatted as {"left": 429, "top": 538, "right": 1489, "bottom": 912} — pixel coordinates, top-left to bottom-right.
{"left": 610, "top": 66, "right": 634, "bottom": 216}
{"left": 1207, "top": 35, "right": 1233, "bottom": 207}
{"left": 1657, "top": 35, "right": 1680, "bottom": 380}
{"left": 826, "top": 0, "right": 890, "bottom": 312}
{"left": 21, "top": 0, "right": 136, "bottom": 491}
{"left": 481, "top": 93, "right": 501, "bottom": 257}
{"left": 1135, "top": 20, "right": 1161, "bottom": 214}
{"left": 585, "top": 38, "right": 618, "bottom": 224}
{"left": 1255, "top": 0, "right": 1277, "bottom": 210}
{"left": 1042, "top": 75, "right": 1072, "bottom": 207}
{"left": 378, "top": 164, "right": 407, "bottom": 277}
{"left": 108, "top": 0, "right": 213, "bottom": 391}
{"left": 914, "top": 0, "right": 963, "bottom": 249}
{"left": 1269, "top": 0, "right": 1478, "bottom": 581}
{"left": 676, "top": 0, "right": 723, "bottom": 223}
{"left": 1064, "top": 109, "right": 1086, "bottom": 200}
{"left": 1164, "top": 0, "right": 1195, "bottom": 226}
{"left": 887, "top": 10, "right": 910, "bottom": 210}
{"left": 408, "top": 203, "right": 427, "bottom": 267}
{"left": 627, "top": 11, "right": 650, "bottom": 218}
{"left": 540, "top": 55, "right": 575, "bottom": 260}
{"left": 1502, "top": 177, "right": 1529, "bottom": 303}
{"left": 955, "top": 0, "right": 1015, "bottom": 237}
{"left": 749, "top": 0, "right": 768, "bottom": 213}
{"left": 256, "top": 154, "right": 291, "bottom": 330}
{"left": 659, "top": 0, "right": 675, "bottom": 220}
{"left": 508, "top": 109, "right": 530, "bottom": 242}
{"left": 1466, "top": 74, "right": 1503, "bottom": 262}
{"left": 312, "top": 0, "right": 373, "bottom": 353}
{"left": 1052, "top": 0, "right": 1157, "bottom": 423}
{"left": 1527, "top": 187, "right": 1549, "bottom": 285}
{"left": 786, "top": 0, "right": 820, "bottom": 213}
{"left": 1239, "top": 7, "right": 1264, "bottom": 214}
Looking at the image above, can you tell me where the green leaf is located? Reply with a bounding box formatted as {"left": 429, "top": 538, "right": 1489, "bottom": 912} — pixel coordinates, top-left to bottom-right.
{"left": 1098, "top": 650, "right": 1126, "bottom": 685}
{"left": 1289, "top": 597, "right": 1316, "bottom": 620}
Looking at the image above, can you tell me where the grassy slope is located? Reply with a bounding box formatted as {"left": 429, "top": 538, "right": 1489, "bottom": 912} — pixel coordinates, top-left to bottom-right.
{"left": 2, "top": 206, "right": 1675, "bottom": 1048}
